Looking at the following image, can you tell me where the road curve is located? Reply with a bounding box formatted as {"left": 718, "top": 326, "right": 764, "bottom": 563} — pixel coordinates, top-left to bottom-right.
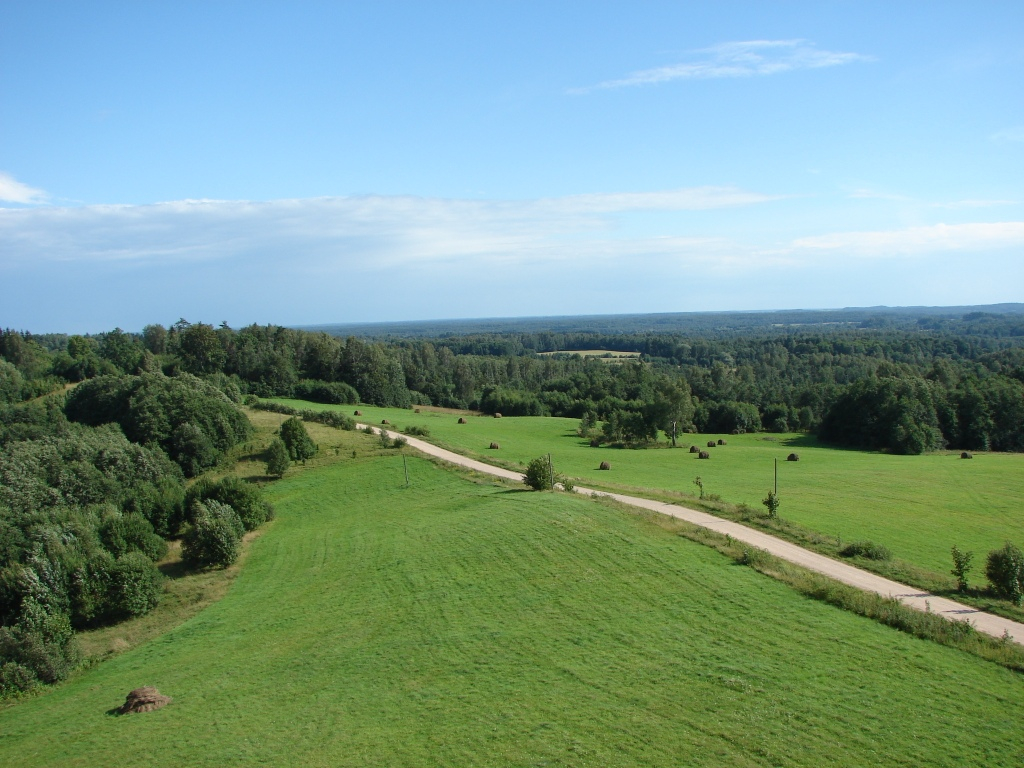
{"left": 367, "top": 424, "right": 1024, "bottom": 645}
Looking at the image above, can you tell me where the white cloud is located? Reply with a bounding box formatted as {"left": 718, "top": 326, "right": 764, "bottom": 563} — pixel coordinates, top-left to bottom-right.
{"left": 0, "top": 172, "right": 48, "bottom": 204}
{"left": 572, "top": 40, "right": 871, "bottom": 93}
{"left": 791, "top": 222, "right": 1024, "bottom": 258}
{"left": 0, "top": 188, "right": 779, "bottom": 272}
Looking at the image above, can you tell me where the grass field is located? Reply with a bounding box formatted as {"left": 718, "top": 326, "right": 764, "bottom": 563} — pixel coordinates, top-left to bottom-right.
{"left": 274, "top": 400, "right": 1024, "bottom": 582}
{"left": 2, "top": 440, "right": 1023, "bottom": 767}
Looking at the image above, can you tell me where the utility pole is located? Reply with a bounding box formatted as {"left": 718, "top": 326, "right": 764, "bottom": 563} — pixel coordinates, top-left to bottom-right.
{"left": 774, "top": 458, "right": 778, "bottom": 496}
{"left": 548, "top": 453, "right": 554, "bottom": 490}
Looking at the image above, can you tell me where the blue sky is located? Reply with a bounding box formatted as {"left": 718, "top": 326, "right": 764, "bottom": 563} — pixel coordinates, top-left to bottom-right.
{"left": 1, "top": 1, "right": 1022, "bottom": 333}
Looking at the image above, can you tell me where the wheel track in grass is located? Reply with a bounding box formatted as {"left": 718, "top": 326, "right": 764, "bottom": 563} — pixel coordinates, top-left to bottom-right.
{"left": 364, "top": 424, "right": 1024, "bottom": 646}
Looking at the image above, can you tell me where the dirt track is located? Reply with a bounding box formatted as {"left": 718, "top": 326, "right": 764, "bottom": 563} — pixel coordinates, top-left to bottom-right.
{"left": 368, "top": 424, "right": 1024, "bottom": 645}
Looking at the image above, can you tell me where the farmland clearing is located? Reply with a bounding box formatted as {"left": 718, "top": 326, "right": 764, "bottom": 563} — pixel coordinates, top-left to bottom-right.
{"left": 2, "top": 436, "right": 1022, "bottom": 767}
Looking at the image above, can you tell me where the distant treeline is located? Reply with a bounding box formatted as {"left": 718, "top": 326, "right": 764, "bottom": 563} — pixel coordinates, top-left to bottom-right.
{"left": 2, "top": 310, "right": 1024, "bottom": 457}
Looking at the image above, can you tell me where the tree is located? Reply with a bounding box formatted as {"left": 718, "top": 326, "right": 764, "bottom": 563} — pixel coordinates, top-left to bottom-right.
{"left": 176, "top": 322, "right": 227, "bottom": 375}
{"left": 762, "top": 491, "right": 780, "bottom": 519}
{"left": 280, "top": 417, "right": 317, "bottom": 462}
{"left": 266, "top": 438, "right": 290, "bottom": 478}
{"left": 950, "top": 545, "right": 974, "bottom": 593}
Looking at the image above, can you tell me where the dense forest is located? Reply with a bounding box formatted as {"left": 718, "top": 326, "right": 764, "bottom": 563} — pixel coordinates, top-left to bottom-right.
{"left": 1, "top": 307, "right": 1023, "bottom": 696}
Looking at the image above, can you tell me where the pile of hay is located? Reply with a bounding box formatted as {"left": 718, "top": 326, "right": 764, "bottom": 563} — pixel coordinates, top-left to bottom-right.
{"left": 698, "top": 451, "right": 710, "bottom": 460}
{"left": 117, "top": 687, "right": 171, "bottom": 715}
{"left": 489, "top": 442, "right": 500, "bottom": 449}
{"left": 493, "top": 413, "right": 502, "bottom": 418}
{"left": 689, "top": 445, "right": 699, "bottom": 453}
{"left": 717, "top": 439, "right": 727, "bottom": 445}
{"left": 381, "top": 419, "right": 390, "bottom": 425}
{"left": 599, "top": 461, "right": 611, "bottom": 470}
{"left": 787, "top": 453, "right": 800, "bottom": 461}
{"left": 961, "top": 452, "right": 973, "bottom": 459}
{"left": 457, "top": 417, "right": 467, "bottom": 424}
{"left": 706, "top": 441, "right": 716, "bottom": 448}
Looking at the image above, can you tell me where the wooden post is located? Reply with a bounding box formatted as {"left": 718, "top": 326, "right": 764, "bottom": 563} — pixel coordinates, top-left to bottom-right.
{"left": 671, "top": 420, "right": 677, "bottom": 448}
{"left": 774, "top": 458, "right": 778, "bottom": 496}
{"left": 548, "top": 453, "right": 554, "bottom": 490}
{"left": 403, "top": 454, "right": 410, "bottom": 487}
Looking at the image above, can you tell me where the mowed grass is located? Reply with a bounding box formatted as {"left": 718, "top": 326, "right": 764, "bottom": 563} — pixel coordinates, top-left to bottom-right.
{"left": 277, "top": 400, "right": 1024, "bottom": 578}
{"left": 1, "top": 449, "right": 1023, "bottom": 767}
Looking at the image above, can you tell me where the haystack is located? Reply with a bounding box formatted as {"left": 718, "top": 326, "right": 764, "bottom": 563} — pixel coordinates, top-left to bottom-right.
{"left": 698, "top": 451, "right": 710, "bottom": 459}
{"left": 599, "top": 461, "right": 611, "bottom": 470}
{"left": 787, "top": 453, "right": 800, "bottom": 461}
{"left": 118, "top": 687, "right": 171, "bottom": 715}
{"left": 489, "top": 442, "right": 500, "bottom": 449}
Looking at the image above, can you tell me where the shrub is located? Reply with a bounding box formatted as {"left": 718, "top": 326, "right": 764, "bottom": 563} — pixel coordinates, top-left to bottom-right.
{"left": 280, "top": 416, "right": 316, "bottom": 462}
{"left": 187, "top": 476, "right": 273, "bottom": 531}
{"left": 403, "top": 425, "right": 430, "bottom": 437}
{"left": 391, "top": 436, "right": 407, "bottom": 449}
{"left": 523, "top": 456, "right": 554, "bottom": 491}
{"left": 761, "top": 491, "right": 780, "bottom": 520}
{"left": 986, "top": 542, "right": 1024, "bottom": 605}
{"left": 839, "top": 541, "right": 892, "bottom": 561}
{"left": 107, "top": 552, "right": 162, "bottom": 619}
{"left": 182, "top": 500, "right": 243, "bottom": 569}
{"left": 99, "top": 513, "right": 168, "bottom": 561}
{"left": 266, "top": 437, "right": 289, "bottom": 477}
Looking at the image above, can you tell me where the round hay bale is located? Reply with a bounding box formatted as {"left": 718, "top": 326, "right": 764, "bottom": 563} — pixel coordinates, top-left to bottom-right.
{"left": 698, "top": 451, "right": 710, "bottom": 459}
{"left": 118, "top": 687, "right": 171, "bottom": 715}
{"left": 787, "top": 453, "right": 800, "bottom": 462}
{"left": 707, "top": 441, "right": 716, "bottom": 448}
{"left": 589, "top": 439, "right": 600, "bottom": 447}
{"left": 457, "top": 417, "right": 467, "bottom": 424}
{"left": 381, "top": 419, "right": 390, "bottom": 425}
{"left": 599, "top": 461, "right": 611, "bottom": 470}
{"left": 717, "top": 439, "right": 727, "bottom": 445}
{"left": 689, "top": 445, "right": 699, "bottom": 453}
{"left": 961, "top": 451, "right": 973, "bottom": 459}
{"left": 493, "top": 412, "right": 502, "bottom": 418}
{"left": 414, "top": 408, "right": 420, "bottom": 413}
{"left": 354, "top": 410, "right": 362, "bottom": 416}
{"left": 489, "top": 442, "right": 500, "bottom": 450}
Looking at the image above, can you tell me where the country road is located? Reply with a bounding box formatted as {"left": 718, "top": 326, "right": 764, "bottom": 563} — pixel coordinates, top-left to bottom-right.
{"left": 366, "top": 424, "right": 1024, "bottom": 646}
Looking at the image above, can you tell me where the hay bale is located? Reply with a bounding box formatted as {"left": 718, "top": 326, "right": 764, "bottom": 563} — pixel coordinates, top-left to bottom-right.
{"left": 698, "top": 451, "right": 710, "bottom": 459}
{"left": 493, "top": 413, "right": 502, "bottom": 418}
{"left": 717, "top": 439, "right": 726, "bottom": 445}
{"left": 787, "top": 453, "right": 800, "bottom": 462}
{"left": 689, "top": 445, "right": 699, "bottom": 453}
{"left": 489, "top": 442, "right": 500, "bottom": 450}
{"left": 589, "top": 439, "right": 600, "bottom": 447}
{"left": 599, "top": 461, "right": 611, "bottom": 470}
{"left": 381, "top": 419, "right": 390, "bottom": 425}
{"left": 117, "top": 687, "right": 171, "bottom": 715}
{"left": 414, "top": 408, "right": 420, "bottom": 413}
{"left": 354, "top": 410, "right": 362, "bottom": 416}
{"left": 458, "top": 417, "right": 467, "bottom": 424}
{"left": 707, "top": 441, "right": 716, "bottom": 448}
{"left": 961, "top": 451, "right": 973, "bottom": 459}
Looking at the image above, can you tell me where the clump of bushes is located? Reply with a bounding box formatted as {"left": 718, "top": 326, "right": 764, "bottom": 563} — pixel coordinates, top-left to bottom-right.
{"left": 839, "top": 541, "right": 892, "bottom": 561}
{"left": 186, "top": 476, "right": 274, "bottom": 531}
{"left": 404, "top": 425, "right": 430, "bottom": 437}
{"left": 182, "top": 500, "right": 244, "bottom": 569}
{"left": 986, "top": 542, "right": 1024, "bottom": 605}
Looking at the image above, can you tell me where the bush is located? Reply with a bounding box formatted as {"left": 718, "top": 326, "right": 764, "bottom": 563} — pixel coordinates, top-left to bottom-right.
{"left": 99, "top": 513, "right": 168, "bottom": 561}
{"left": 403, "top": 425, "right": 430, "bottom": 437}
{"left": 986, "top": 542, "right": 1024, "bottom": 605}
{"left": 839, "top": 541, "right": 892, "bottom": 561}
{"left": 181, "top": 500, "right": 243, "bottom": 569}
{"left": 107, "top": 552, "right": 162, "bottom": 619}
{"left": 280, "top": 417, "right": 316, "bottom": 462}
{"left": 523, "top": 456, "right": 554, "bottom": 491}
{"left": 186, "top": 476, "right": 273, "bottom": 531}
{"left": 266, "top": 437, "right": 289, "bottom": 478}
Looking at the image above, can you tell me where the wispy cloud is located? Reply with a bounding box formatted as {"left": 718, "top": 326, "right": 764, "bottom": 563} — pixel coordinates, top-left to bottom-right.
{"left": 791, "top": 222, "right": 1024, "bottom": 258}
{"left": 572, "top": 39, "right": 871, "bottom": 93}
{"left": 0, "top": 188, "right": 780, "bottom": 271}
{"left": 0, "top": 172, "right": 48, "bottom": 205}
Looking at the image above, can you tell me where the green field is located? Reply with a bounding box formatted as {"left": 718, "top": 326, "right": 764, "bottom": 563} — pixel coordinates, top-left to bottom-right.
{"left": 2, "top": 446, "right": 1023, "bottom": 766}
{"left": 277, "top": 400, "right": 1024, "bottom": 579}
